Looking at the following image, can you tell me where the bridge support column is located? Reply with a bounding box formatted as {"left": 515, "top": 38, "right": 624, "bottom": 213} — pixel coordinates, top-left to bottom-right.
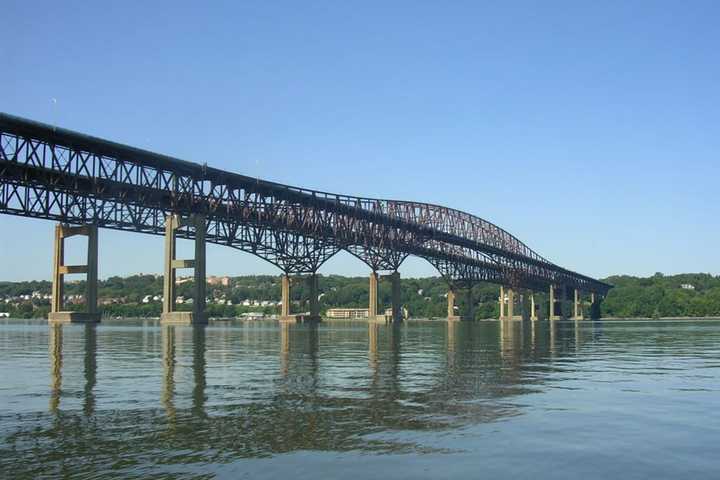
{"left": 498, "top": 286, "right": 506, "bottom": 320}
{"left": 530, "top": 293, "right": 538, "bottom": 321}
{"left": 572, "top": 289, "right": 584, "bottom": 320}
{"left": 279, "top": 273, "right": 321, "bottom": 323}
{"left": 389, "top": 271, "right": 402, "bottom": 322}
{"left": 161, "top": 214, "right": 207, "bottom": 325}
{"left": 561, "top": 284, "right": 571, "bottom": 319}
{"left": 448, "top": 290, "right": 460, "bottom": 321}
{"left": 464, "top": 287, "right": 476, "bottom": 321}
{"left": 507, "top": 288, "right": 515, "bottom": 320}
{"left": 520, "top": 290, "right": 531, "bottom": 321}
{"left": 308, "top": 274, "right": 320, "bottom": 320}
{"left": 501, "top": 287, "right": 517, "bottom": 321}
{"left": 368, "top": 271, "right": 380, "bottom": 321}
{"left": 549, "top": 285, "right": 559, "bottom": 321}
{"left": 590, "top": 293, "right": 602, "bottom": 320}
{"left": 49, "top": 223, "right": 100, "bottom": 323}
{"left": 281, "top": 274, "right": 292, "bottom": 318}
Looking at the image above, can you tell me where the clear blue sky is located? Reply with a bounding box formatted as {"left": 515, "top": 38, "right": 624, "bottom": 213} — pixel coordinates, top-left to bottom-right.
{"left": 2, "top": 1, "right": 719, "bottom": 282}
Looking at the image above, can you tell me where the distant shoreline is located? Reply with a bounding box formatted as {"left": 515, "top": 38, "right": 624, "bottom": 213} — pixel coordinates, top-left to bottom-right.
{"left": 3, "top": 316, "right": 720, "bottom": 323}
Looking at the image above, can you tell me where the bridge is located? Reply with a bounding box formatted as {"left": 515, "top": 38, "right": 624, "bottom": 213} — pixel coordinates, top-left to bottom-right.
{"left": 0, "top": 112, "right": 611, "bottom": 324}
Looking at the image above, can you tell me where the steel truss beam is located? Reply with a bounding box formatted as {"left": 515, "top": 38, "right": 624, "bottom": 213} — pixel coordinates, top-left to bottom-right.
{"left": 0, "top": 113, "right": 612, "bottom": 295}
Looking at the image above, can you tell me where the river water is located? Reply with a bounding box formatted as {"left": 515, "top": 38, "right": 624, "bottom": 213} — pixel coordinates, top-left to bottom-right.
{"left": 0, "top": 318, "right": 718, "bottom": 479}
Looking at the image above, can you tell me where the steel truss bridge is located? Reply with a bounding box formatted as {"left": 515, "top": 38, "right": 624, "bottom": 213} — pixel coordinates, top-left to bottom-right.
{"left": 0, "top": 113, "right": 611, "bottom": 296}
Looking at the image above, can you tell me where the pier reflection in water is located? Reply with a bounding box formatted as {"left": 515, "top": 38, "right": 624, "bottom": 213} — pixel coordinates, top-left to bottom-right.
{"left": 1, "top": 318, "right": 719, "bottom": 479}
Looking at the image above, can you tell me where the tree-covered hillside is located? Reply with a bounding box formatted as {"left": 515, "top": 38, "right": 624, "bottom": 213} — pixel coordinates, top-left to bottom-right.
{"left": 1, "top": 272, "right": 719, "bottom": 319}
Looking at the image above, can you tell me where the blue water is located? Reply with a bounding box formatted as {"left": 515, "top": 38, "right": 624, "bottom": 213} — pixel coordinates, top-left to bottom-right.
{"left": 1, "top": 318, "right": 718, "bottom": 479}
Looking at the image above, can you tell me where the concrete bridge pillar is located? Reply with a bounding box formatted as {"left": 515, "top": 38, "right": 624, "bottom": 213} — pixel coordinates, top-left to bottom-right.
{"left": 520, "top": 290, "right": 531, "bottom": 321}
{"left": 572, "top": 289, "right": 584, "bottom": 320}
{"left": 465, "top": 287, "right": 476, "bottom": 321}
{"left": 549, "top": 284, "right": 559, "bottom": 321}
{"left": 308, "top": 274, "right": 320, "bottom": 319}
{"left": 369, "top": 271, "right": 380, "bottom": 320}
{"left": 561, "top": 284, "right": 571, "bottom": 319}
{"left": 590, "top": 292, "right": 602, "bottom": 320}
{"left": 161, "top": 214, "right": 207, "bottom": 325}
{"left": 389, "top": 271, "right": 402, "bottom": 322}
{"left": 498, "top": 286, "right": 505, "bottom": 320}
{"left": 280, "top": 273, "right": 322, "bottom": 323}
{"left": 530, "top": 293, "right": 539, "bottom": 321}
{"left": 500, "top": 287, "right": 519, "bottom": 321}
{"left": 281, "top": 274, "right": 291, "bottom": 318}
{"left": 507, "top": 288, "right": 515, "bottom": 320}
{"left": 49, "top": 223, "right": 100, "bottom": 323}
{"left": 448, "top": 290, "right": 460, "bottom": 321}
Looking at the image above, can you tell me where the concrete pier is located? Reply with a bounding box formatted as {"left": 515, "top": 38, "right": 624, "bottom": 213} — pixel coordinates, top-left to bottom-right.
{"left": 281, "top": 274, "right": 291, "bottom": 318}
{"left": 449, "top": 287, "right": 474, "bottom": 321}
{"left": 161, "top": 214, "right": 207, "bottom": 325}
{"left": 590, "top": 292, "right": 602, "bottom": 320}
{"left": 549, "top": 284, "right": 559, "bottom": 321}
{"left": 48, "top": 223, "right": 100, "bottom": 323}
{"left": 465, "top": 287, "right": 476, "bottom": 321}
{"left": 308, "top": 274, "right": 320, "bottom": 319}
{"left": 279, "top": 273, "right": 322, "bottom": 323}
{"left": 530, "top": 293, "right": 538, "bottom": 321}
{"left": 369, "top": 271, "right": 379, "bottom": 319}
{"left": 500, "top": 286, "right": 522, "bottom": 321}
{"left": 389, "top": 271, "right": 402, "bottom": 322}
{"left": 572, "top": 288, "right": 584, "bottom": 320}
{"left": 447, "top": 290, "right": 460, "bottom": 321}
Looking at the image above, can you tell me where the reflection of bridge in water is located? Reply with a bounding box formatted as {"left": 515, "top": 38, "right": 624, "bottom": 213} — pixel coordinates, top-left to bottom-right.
{"left": 39, "top": 320, "right": 607, "bottom": 461}
{"left": 0, "top": 113, "right": 611, "bottom": 325}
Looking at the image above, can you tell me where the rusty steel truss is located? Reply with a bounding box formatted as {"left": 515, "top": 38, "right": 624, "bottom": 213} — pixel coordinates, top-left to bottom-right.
{"left": 0, "top": 113, "right": 611, "bottom": 294}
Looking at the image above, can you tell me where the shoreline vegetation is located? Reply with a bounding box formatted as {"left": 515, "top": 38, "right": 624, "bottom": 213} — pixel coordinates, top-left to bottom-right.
{"left": 1, "top": 272, "right": 719, "bottom": 320}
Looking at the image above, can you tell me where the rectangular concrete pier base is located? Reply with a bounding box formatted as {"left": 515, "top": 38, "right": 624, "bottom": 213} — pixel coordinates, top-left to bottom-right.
{"left": 369, "top": 314, "right": 393, "bottom": 324}
{"left": 48, "top": 312, "right": 101, "bottom": 323}
{"left": 280, "top": 314, "right": 322, "bottom": 324}
{"left": 161, "top": 312, "right": 207, "bottom": 325}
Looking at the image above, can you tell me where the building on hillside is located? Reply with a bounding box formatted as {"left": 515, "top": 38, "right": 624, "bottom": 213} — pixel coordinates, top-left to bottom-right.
{"left": 325, "top": 308, "right": 394, "bottom": 319}
{"left": 680, "top": 284, "right": 695, "bottom": 290}
{"left": 326, "top": 308, "right": 369, "bottom": 319}
{"left": 208, "top": 276, "right": 231, "bottom": 286}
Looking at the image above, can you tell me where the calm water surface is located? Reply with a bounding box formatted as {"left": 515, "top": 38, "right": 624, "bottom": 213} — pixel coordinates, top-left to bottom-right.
{"left": 1, "top": 318, "right": 719, "bottom": 479}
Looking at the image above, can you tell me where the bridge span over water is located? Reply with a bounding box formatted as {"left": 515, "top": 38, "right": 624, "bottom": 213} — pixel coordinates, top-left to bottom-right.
{"left": 0, "top": 113, "right": 611, "bottom": 324}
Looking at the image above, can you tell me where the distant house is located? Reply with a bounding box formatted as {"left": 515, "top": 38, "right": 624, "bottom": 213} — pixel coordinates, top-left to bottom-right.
{"left": 326, "top": 308, "right": 369, "bottom": 319}
{"left": 680, "top": 284, "right": 695, "bottom": 290}
{"left": 207, "top": 276, "right": 231, "bottom": 286}
{"left": 0, "top": 312, "right": 9, "bottom": 318}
